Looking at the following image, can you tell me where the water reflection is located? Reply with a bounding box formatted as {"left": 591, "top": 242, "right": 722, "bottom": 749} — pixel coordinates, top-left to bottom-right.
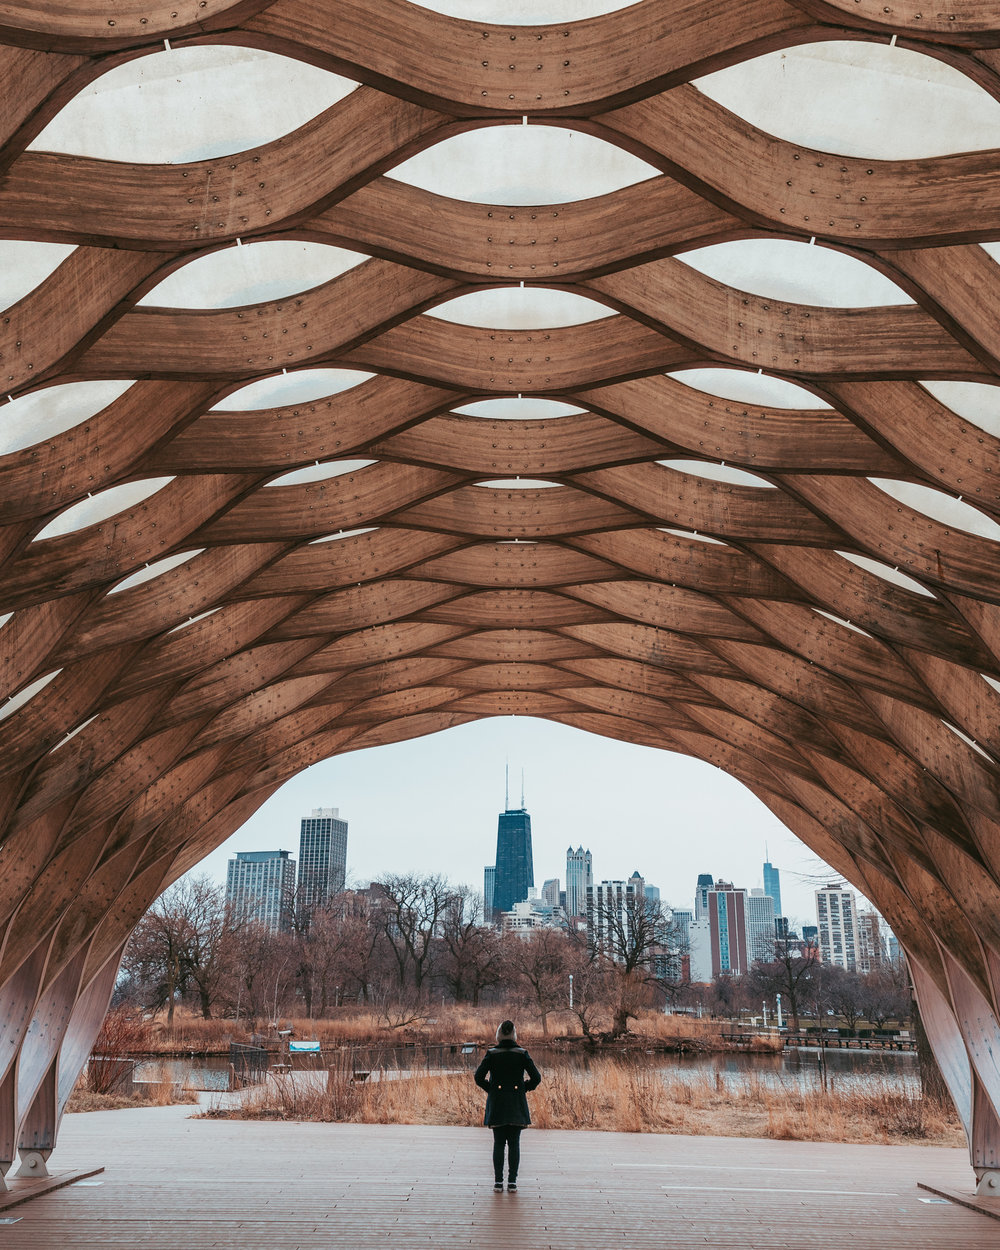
{"left": 134, "top": 1043, "right": 918, "bottom": 1097}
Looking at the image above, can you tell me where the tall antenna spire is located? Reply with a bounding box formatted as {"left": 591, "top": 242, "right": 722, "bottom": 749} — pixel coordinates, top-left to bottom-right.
{"left": 505, "top": 758, "right": 509, "bottom": 811}
{"left": 521, "top": 767, "right": 525, "bottom": 809}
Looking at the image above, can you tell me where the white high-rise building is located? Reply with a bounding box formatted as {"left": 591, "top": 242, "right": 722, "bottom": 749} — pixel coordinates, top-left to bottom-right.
{"left": 857, "top": 909, "right": 888, "bottom": 973}
{"left": 747, "top": 888, "right": 776, "bottom": 963}
{"left": 815, "top": 883, "right": 859, "bottom": 971}
{"left": 566, "top": 846, "right": 593, "bottom": 918}
{"left": 687, "top": 919, "right": 713, "bottom": 982}
{"left": 694, "top": 873, "right": 714, "bottom": 920}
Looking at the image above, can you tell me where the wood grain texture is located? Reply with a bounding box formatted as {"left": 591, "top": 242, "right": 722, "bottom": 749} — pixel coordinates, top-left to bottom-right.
{"left": 1, "top": 0, "right": 1000, "bottom": 1187}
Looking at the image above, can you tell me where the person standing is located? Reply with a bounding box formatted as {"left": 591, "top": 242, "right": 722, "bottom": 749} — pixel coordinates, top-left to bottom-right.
{"left": 474, "top": 1020, "right": 542, "bottom": 1192}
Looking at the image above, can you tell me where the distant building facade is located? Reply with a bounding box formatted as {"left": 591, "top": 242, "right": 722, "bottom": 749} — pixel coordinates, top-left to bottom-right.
{"left": 297, "top": 807, "right": 348, "bottom": 916}
{"left": 815, "top": 884, "right": 859, "bottom": 971}
{"left": 566, "top": 847, "right": 593, "bottom": 918}
{"left": 493, "top": 802, "right": 533, "bottom": 915}
{"left": 226, "top": 849, "right": 295, "bottom": 932}
{"left": 501, "top": 896, "right": 567, "bottom": 935}
{"left": 542, "top": 878, "right": 561, "bottom": 907}
{"left": 484, "top": 865, "right": 496, "bottom": 919}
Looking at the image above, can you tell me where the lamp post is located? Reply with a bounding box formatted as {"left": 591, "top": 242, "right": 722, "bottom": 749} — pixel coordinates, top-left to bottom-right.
{"left": 569, "top": 974, "right": 574, "bottom": 1009}
{"left": 776, "top": 993, "right": 784, "bottom": 1029}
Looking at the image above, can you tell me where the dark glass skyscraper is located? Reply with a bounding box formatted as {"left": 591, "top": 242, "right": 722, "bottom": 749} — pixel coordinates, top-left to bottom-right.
{"left": 493, "top": 801, "right": 534, "bottom": 916}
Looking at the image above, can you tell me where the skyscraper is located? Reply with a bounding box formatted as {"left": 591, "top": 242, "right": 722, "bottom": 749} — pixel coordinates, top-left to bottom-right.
{"left": 296, "top": 807, "right": 348, "bottom": 916}
{"left": 762, "top": 858, "right": 782, "bottom": 917}
{"left": 694, "top": 872, "right": 714, "bottom": 920}
{"left": 542, "top": 878, "right": 561, "bottom": 907}
{"left": 226, "top": 850, "right": 296, "bottom": 933}
{"left": 671, "top": 908, "right": 693, "bottom": 950}
{"left": 566, "top": 846, "right": 593, "bottom": 918}
{"left": 484, "top": 865, "right": 496, "bottom": 919}
{"left": 857, "top": 909, "right": 887, "bottom": 973}
{"left": 815, "top": 883, "right": 859, "bottom": 971}
{"left": 747, "top": 888, "right": 776, "bottom": 962}
{"left": 493, "top": 785, "right": 533, "bottom": 916}
{"left": 707, "top": 881, "right": 750, "bottom": 976}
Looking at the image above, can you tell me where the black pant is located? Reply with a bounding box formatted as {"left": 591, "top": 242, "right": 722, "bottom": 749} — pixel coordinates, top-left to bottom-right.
{"left": 492, "top": 1125, "right": 522, "bottom": 1181}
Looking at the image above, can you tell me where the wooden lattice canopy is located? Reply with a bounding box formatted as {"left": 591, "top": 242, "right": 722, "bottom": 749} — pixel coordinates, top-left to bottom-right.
{"left": 1, "top": 0, "right": 1000, "bottom": 1186}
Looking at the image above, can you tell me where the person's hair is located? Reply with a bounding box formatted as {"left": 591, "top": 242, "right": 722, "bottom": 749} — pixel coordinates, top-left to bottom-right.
{"left": 496, "top": 1019, "right": 517, "bottom": 1042}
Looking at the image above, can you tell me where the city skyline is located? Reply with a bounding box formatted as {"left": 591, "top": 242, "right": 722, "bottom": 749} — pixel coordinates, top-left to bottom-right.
{"left": 194, "top": 718, "right": 844, "bottom": 925}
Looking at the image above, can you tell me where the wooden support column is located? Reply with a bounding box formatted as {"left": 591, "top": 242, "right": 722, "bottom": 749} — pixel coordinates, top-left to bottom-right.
{"left": 13, "top": 947, "right": 87, "bottom": 1177}
{"left": 941, "top": 950, "right": 1000, "bottom": 1194}
{"left": 55, "top": 947, "right": 125, "bottom": 1126}
{"left": 0, "top": 943, "right": 49, "bottom": 1185}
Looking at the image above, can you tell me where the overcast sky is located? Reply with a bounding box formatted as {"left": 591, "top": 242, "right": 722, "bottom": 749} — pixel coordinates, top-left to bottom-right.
{"left": 194, "top": 717, "right": 849, "bottom": 929}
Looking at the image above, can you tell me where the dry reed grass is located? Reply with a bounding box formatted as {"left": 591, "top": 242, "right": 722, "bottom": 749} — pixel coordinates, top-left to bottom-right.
{"left": 68, "top": 1065, "right": 199, "bottom": 1114}
{"left": 139, "top": 1006, "right": 735, "bottom": 1054}
{"left": 213, "top": 1058, "right": 963, "bottom": 1149}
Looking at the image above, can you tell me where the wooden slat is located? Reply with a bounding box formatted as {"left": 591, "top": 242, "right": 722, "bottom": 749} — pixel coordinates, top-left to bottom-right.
{"left": 3, "top": 1106, "right": 995, "bottom": 1248}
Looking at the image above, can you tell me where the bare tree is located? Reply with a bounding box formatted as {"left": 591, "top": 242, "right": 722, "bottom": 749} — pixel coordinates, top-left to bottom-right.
{"left": 292, "top": 899, "right": 356, "bottom": 1016}
{"left": 340, "top": 894, "right": 392, "bottom": 1003}
{"left": 748, "top": 943, "right": 821, "bottom": 1032}
{"left": 122, "top": 875, "right": 232, "bottom": 1022}
{"left": 224, "top": 921, "right": 294, "bottom": 1029}
{"left": 503, "top": 928, "right": 571, "bottom": 1035}
{"left": 180, "top": 878, "right": 234, "bottom": 1019}
{"left": 563, "top": 933, "right": 613, "bottom": 1039}
{"left": 375, "top": 873, "right": 454, "bottom": 995}
{"left": 861, "top": 963, "right": 912, "bottom": 1031}
{"left": 825, "top": 965, "right": 866, "bottom": 1034}
{"left": 438, "top": 887, "right": 504, "bottom": 1005}
{"left": 589, "top": 893, "right": 687, "bottom": 1038}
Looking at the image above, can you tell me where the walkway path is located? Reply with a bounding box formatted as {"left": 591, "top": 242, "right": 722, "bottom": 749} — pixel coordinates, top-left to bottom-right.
{"left": 3, "top": 1104, "right": 995, "bottom": 1248}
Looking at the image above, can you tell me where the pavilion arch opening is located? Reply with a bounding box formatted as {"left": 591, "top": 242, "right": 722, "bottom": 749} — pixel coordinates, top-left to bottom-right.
{"left": 2, "top": 0, "right": 1000, "bottom": 1206}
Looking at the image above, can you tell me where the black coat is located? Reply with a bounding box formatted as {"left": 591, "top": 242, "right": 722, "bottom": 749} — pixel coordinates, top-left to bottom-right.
{"left": 474, "top": 1040, "right": 541, "bottom": 1127}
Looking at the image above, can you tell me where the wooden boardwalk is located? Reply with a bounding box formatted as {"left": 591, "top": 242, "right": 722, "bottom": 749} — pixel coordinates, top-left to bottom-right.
{"left": 3, "top": 1104, "right": 997, "bottom": 1248}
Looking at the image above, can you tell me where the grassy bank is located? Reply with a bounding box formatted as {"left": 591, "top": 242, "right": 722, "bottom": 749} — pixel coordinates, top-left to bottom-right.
{"left": 204, "top": 1061, "right": 963, "bottom": 1149}
{"left": 135, "top": 1007, "right": 766, "bottom": 1055}
{"left": 67, "top": 1069, "right": 200, "bottom": 1113}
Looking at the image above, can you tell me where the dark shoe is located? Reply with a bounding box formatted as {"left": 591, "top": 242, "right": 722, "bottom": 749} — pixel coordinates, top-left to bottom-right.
{"left": 507, "top": 1181, "right": 517, "bottom": 1192}
{"left": 494, "top": 1181, "right": 504, "bottom": 1192}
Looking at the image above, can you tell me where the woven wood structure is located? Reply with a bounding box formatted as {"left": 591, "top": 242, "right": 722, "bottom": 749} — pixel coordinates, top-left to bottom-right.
{"left": 1, "top": 0, "right": 1000, "bottom": 1190}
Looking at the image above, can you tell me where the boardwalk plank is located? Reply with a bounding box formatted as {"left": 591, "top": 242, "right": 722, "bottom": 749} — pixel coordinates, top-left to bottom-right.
{"left": 4, "top": 1106, "right": 995, "bottom": 1249}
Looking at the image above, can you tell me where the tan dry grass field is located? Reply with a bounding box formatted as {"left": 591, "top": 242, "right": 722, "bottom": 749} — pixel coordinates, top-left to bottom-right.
{"left": 211, "top": 1060, "right": 963, "bottom": 1149}
{"left": 141, "top": 1006, "right": 744, "bottom": 1053}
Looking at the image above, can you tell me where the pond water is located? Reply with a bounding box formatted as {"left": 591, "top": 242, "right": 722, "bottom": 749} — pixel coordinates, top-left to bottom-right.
{"left": 133, "top": 1042, "right": 919, "bottom": 1096}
